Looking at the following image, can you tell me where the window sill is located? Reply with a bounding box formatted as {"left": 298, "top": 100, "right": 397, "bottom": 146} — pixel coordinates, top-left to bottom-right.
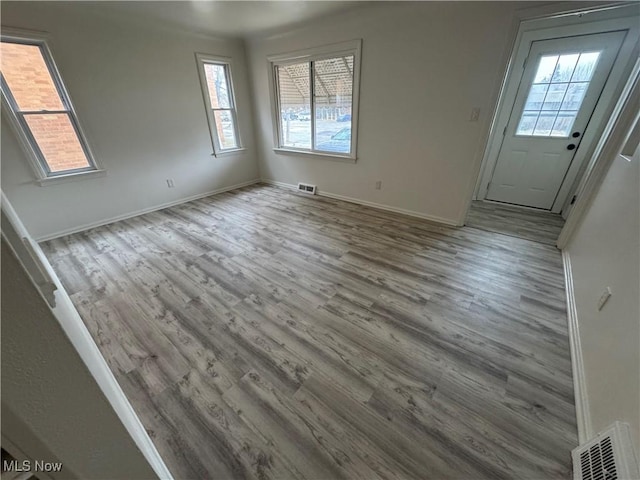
{"left": 212, "top": 147, "right": 246, "bottom": 158}
{"left": 37, "top": 169, "right": 107, "bottom": 187}
{"left": 273, "top": 148, "right": 356, "bottom": 164}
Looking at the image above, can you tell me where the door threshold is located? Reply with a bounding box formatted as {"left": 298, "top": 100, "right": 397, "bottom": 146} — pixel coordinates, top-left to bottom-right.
{"left": 481, "top": 198, "right": 557, "bottom": 214}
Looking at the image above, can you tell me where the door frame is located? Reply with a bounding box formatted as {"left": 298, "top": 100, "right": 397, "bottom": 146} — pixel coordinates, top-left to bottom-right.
{"left": 1, "top": 193, "right": 174, "bottom": 480}
{"left": 471, "top": 3, "right": 640, "bottom": 215}
{"left": 557, "top": 57, "right": 639, "bottom": 250}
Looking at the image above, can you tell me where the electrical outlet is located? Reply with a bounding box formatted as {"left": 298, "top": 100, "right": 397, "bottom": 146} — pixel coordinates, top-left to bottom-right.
{"left": 375, "top": 180, "right": 382, "bottom": 190}
{"left": 470, "top": 108, "right": 480, "bottom": 122}
{"left": 166, "top": 179, "right": 175, "bottom": 188}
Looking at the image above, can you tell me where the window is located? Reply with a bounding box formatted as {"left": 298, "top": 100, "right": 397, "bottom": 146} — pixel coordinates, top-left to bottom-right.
{"left": 195, "top": 54, "right": 242, "bottom": 155}
{"left": 516, "top": 51, "right": 601, "bottom": 137}
{"left": 0, "top": 35, "right": 98, "bottom": 180}
{"left": 269, "top": 40, "right": 361, "bottom": 159}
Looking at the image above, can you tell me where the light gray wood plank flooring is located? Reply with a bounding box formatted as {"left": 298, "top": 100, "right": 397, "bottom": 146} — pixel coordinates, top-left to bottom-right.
{"left": 42, "top": 184, "right": 577, "bottom": 479}
{"left": 466, "top": 200, "right": 565, "bottom": 246}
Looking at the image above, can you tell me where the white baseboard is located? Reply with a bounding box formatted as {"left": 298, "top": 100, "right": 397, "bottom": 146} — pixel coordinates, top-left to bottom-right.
{"left": 260, "top": 179, "right": 298, "bottom": 191}
{"left": 562, "top": 249, "right": 592, "bottom": 444}
{"left": 260, "top": 178, "right": 459, "bottom": 227}
{"left": 35, "top": 178, "right": 261, "bottom": 242}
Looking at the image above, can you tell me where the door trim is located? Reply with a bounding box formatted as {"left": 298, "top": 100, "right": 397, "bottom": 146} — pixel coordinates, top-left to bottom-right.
{"left": 470, "top": 3, "right": 640, "bottom": 215}
{"left": 557, "top": 58, "right": 639, "bottom": 249}
{"left": 1, "top": 193, "right": 175, "bottom": 480}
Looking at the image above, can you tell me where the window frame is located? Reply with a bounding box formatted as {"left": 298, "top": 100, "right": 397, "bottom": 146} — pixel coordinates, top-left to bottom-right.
{"left": 268, "top": 39, "right": 362, "bottom": 162}
{"left": 195, "top": 53, "right": 243, "bottom": 157}
{"left": 0, "top": 29, "right": 103, "bottom": 185}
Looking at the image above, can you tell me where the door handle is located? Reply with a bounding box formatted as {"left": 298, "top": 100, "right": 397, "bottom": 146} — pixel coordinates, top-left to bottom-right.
{"left": 567, "top": 144, "right": 576, "bottom": 151}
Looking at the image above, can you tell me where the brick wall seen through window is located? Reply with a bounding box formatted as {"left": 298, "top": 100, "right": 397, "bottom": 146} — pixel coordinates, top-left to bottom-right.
{"left": 1, "top": 41, "right": 93, "bottom": 174}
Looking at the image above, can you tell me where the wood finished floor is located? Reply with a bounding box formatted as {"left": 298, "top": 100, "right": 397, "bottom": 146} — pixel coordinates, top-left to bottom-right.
{"left": 466, "top": 201, "right": 565, "bottom": 246}
{"left": 42, "top": 185, "right": 577, "bottom": 480}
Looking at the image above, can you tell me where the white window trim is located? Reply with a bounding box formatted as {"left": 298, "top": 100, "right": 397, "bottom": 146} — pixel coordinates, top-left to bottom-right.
{"left": 195, "top": 53, "right": 244, "bottom": 157}
{"left": 267, "top": 39, "right": 362, "bottom": 162}
{"left": 1, "top": 28, "right": 104, "bottom": 185}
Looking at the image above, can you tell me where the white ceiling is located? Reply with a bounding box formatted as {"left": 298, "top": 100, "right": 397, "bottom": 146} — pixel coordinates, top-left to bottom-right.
{"left": 76, "top": 1, "right": 369, "bottom": 39}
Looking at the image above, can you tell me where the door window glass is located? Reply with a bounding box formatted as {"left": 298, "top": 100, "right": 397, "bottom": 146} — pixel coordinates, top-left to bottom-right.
{"left": 516, "top": 51, "right": 601, "bottom": 137}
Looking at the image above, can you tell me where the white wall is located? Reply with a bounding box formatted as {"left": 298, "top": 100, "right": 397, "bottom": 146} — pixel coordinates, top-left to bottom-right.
{"left": 1, "top": 239, "right": 158, "bottom": 479}
{"left": 566, "top": 144, "right": 640, "bottom": 453}
{"left": 247, "top": 2, "right": 533, "bottom": 225}
{"left": 1, "top": 2, "right": 259, "bottom": 240}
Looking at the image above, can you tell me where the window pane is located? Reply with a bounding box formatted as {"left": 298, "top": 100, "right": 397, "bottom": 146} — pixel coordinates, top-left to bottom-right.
{"left": 277, "top": 63, "right": 311, "bottom": 149}
{"left": 533, "top": 55, "right": 558, "bottom": 84}
{"left": 517, "top": 50, "right": 599, "bottom": 138}
{"left": 213, "top": 110, "right": 237, "bottom": 149}
{"left": 313, "top": 56, "right": 354, "bottom": 154}
{"left": 204, "top": 63, "right": 231, "bottom": 109}
{"left": 516, "top": 111, "right": 539, "bottom": 136}
{"left": 24, "top": 114, "right": 90, "bottom": 172}
{"left": 572, "top": 52, "right": 600, "bottom": 82}
{"left": 561, "top": 82, "right": 588, "bottom": 110}
{"left": 551, "top": 112, "right": 577, "bottom": 137}
{"left": 551, "top": 54, "right": 579, "bottom": 83}
{"left": 0, "top": 42, "right": 64, "bottom": 111}
{"left": 524, "top": 84, "right": 549, "bottom": 110}
{"left": 542, "top": 83, "right": 568, "bottom": 111}
{"left": 533, "top": 112, "right": 557, "bottom": 136}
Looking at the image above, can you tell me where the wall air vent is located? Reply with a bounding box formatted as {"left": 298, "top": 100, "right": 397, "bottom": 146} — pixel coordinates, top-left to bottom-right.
{"left": 573, "top": 422, "right": 639, "bottom": 480}
{"left": 297, "top": 183, "right": 317, "bottom": 195}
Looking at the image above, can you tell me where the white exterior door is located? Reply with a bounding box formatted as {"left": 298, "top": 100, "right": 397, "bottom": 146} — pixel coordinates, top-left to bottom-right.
{"left": 486, "top": 31, "right": 625, "bottom": 209}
